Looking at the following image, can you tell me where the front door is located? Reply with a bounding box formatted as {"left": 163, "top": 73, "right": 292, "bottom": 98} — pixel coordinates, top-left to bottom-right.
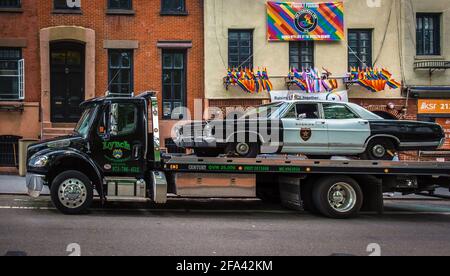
{"left": 91, "top": 100, "right": 147, "bottom": 177}
{"left": 50, "top": 42, "right": 85, "bottom": 123}
{"left": 322, "top": 103, "right": 371, "bottom": 154}
{"left": 281, "top": 103, "right": 329, "bottom": 154}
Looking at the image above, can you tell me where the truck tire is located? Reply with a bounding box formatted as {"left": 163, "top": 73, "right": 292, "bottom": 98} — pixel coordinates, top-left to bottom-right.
{"left": 50, "top": 171, "right": 94, "bottom": 215}
{"left": 312, "top": 176, "right": 363, "bottom": 219}
{"left": 225, "top": 142, "right": 259, "bottom": 158}
{"left": 362, "top": 138, "right": 396, "bottom": 160}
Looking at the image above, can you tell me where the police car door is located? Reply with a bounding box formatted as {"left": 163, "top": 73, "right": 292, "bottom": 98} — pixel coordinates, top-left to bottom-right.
{"left": 281, "top": 103, "right": 329, "bottom": 154}
{"left": 322, "top": 103, "right": 370, "bottom": 154}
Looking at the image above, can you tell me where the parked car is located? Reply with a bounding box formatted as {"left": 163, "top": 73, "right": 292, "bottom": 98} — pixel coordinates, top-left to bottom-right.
{"left": 174, "top": 101, "right": 446, "bottom": 160}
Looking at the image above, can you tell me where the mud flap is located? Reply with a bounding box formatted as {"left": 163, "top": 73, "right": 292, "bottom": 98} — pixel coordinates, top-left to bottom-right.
{"left": 356, "top": 175, "right": 384, "bottom": 214}
{"left": 279, "top": 176, "right": 303, "bottom": 211}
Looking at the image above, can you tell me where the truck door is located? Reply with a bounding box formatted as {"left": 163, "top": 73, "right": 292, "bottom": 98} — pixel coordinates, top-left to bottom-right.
{"left": 281, "top": 103, "right": 329, "bottom": 154}
{"left": 91, "top": 100, "right": 147, "bottom": 176}
{"left": 322, "top": 103, "right": 370, "bottom": 154}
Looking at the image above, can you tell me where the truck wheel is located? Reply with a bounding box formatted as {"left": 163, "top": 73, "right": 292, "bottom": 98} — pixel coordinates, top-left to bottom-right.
{"left": 225, "top": 142, "right": 259, "bottom": 158}
{"left": 312, "top": 176, "right": 363, "bottom": 219}
{"left": 50, "top": 171, "right": 94, "bottom": 215}
{"left": 362, "top": 138, "right": 396, "bottom": 160}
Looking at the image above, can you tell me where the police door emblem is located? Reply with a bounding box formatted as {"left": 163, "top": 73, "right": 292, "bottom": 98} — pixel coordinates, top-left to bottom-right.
{"left": 300, "top": 128, "right": 312, "bottom": 141}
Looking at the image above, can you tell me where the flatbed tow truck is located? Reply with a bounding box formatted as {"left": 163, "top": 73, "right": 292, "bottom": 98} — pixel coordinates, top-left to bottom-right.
{"left": 25, "top": 92, "right": 450, "bottom": 219}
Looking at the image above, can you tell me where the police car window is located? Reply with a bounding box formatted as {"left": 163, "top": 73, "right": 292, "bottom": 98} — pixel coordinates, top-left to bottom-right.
{"left": 284, "top": 105, "right": 297, "bottom": 118}
{"left": 296, "top": 104, "right": 319, "bottom": 119}
{"left": 110, "top": 103, "right": 137, "bottom": 136}
{"left": 323, "top": 104, "right": 359, "bottom": 119}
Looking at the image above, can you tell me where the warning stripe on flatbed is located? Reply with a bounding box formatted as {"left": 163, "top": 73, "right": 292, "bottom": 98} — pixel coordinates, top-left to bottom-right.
{"left": 163, "top": 157, "right": 450, "bottom": 177}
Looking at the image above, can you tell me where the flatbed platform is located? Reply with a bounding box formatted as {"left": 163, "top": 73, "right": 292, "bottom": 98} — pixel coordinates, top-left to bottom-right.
{"left": 163, "top": 156, "right": 450, "bottom": 177}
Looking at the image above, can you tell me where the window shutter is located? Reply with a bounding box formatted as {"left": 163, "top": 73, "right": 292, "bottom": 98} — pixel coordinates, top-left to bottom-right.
{"left": 18, "top": 59, "right": 24, "bottom": 100}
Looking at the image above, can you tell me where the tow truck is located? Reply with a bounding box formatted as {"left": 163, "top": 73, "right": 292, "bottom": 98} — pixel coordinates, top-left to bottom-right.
{"left": 25, "top": 92, "right": 450, "bottom": 219}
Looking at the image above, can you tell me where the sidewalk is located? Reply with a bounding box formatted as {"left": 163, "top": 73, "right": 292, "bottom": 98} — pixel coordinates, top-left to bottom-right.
{"left": 0, "top": 175, "right": 49, "bottom": 195}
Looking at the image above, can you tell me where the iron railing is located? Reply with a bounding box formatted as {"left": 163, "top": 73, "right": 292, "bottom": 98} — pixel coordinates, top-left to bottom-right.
{"left": 0, "top": 135, "right": 21, "bottom": 167}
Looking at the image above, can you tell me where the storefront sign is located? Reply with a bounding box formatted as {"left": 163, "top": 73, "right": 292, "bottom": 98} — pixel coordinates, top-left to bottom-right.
{"left": 267, "top": 1, "right": 344, "bottom": 41}
{"left": 418, "top": 99, "right": 450, "bottom": 114}
{"left": 270, "top": 90, "right": 348, "bottom": 102}
{"left": 436, "top": 118, "right": 450, "bottom": 150}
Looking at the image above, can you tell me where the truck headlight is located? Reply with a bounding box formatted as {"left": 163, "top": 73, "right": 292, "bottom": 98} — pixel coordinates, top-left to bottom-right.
{"left": 29, "top": 156, "right": 49, "bottom": 168}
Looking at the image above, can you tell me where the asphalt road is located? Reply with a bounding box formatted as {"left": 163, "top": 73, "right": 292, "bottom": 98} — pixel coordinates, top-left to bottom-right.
{"left": 1, "top": 195, "right": 450, "bottom": 256}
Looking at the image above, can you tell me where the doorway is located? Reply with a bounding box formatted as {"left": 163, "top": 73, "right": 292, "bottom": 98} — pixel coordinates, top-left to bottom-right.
{"left": 50, "top": 42, "right": 85, "bottom": 123}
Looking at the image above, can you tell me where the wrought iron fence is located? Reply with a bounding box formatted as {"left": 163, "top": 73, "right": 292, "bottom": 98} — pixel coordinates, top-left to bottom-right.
{"left": 0, "top": 135, "right": 21, "bottom": 167}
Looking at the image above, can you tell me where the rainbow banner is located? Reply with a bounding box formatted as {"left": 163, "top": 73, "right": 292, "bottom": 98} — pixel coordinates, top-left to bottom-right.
{"left": 267, "top": 1, "right": 344, "bottom": 41}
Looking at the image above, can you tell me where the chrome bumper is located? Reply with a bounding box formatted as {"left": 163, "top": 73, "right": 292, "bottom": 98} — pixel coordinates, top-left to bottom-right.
{"left": 26, "top": 174, "right": 46, "bottom": 198}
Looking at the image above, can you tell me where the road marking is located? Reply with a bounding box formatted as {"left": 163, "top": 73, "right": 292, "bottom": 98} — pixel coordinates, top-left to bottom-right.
{"left": 1, "top": 205, "right": 450, "bottom": 216}
{"left": 0, "top": 206, "right": 55, "bottom": 210}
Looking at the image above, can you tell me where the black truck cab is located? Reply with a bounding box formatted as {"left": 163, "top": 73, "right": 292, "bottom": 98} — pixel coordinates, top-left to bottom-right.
{"left": 26, "top": 92, "right": 163, "bottom": 214}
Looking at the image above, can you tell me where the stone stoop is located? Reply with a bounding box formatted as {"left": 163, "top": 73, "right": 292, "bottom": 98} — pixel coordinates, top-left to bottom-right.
{"left": 42, "top": 123, "right": 76, "bottom": 140}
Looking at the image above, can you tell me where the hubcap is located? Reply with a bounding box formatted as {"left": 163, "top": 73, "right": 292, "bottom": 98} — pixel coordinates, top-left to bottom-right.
{"left": 58, "top": 178, "right": 87, "bottom": 209}
{"left": 236, "top": 143, "right": 250, "bottom": 156}
{"left": 372, "top": 144, "right": 387, "bottom": 158}
{"left": 327, "top": 182, "right": 357, "bottom": 213}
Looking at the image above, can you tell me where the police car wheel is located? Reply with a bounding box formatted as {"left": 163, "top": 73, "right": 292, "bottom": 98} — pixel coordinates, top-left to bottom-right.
{"left": 312, "top": 176, "right": 363, "bottom": 219}
{"left": 50, "top": 171, "right": 94, "bottom": 215}
{"left": 363, "top": 138, "right": 396, "bottom": 160}
{"left": 226, "top": 142, "right": 259, "bottom": 158}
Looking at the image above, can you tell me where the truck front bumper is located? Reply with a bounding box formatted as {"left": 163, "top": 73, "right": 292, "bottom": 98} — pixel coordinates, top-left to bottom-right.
{"left": 26, "top": 173, "right": 46, "bottom": 198}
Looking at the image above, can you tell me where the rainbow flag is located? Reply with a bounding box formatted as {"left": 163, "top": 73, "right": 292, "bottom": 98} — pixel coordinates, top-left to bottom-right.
{"left": 267, "top": 1, "right": 344, "bottom": 42}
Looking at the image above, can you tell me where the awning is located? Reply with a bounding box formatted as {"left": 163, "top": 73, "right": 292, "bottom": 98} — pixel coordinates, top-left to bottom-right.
{"left": 409, "top": 86, "right": 450, "bottom": 98}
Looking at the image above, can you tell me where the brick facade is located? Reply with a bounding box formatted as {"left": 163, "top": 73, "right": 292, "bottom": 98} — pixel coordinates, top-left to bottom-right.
{"left": 0, "top": 0, "right": 40, "bottom": 103}
{"left": 0, "top": 1, "right": 204, "bottom": 171}
{"left": 38, "top": 0, "right": 203, "bottom": 105}
{"left": 37, "top": 0, "right": 204, "bottom": 130}
{"left": 0, "top": 1, "right": 40, "bottom": 172}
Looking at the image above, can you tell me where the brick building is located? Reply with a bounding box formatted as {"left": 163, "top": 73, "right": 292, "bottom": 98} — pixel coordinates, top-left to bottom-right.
{"left": 0, "top": 0, "right": 204, "bottom": 171}
{"left": 0, "top": 0, "right": 40, "bottom": 172}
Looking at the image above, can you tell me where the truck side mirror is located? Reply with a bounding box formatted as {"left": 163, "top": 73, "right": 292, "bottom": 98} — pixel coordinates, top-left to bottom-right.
{"left": 109, "top": 103, "right": 119, "bottom": 136}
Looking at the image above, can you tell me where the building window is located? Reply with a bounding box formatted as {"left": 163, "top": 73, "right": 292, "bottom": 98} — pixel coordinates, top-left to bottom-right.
{"left": 228, "top": 30, "right": 253, "bottom": 68}
{"left": 108, "top": 50, "right": 133, "bottom": 96}
{"left": 161, "top": 0, "right": 186, "bottom": 14}
{"left": 289, "top": 41, "right": 314, "bottom": 69}
{"left": 108, "top": 0, "right": 132, "bottom": 10}
{"left": 0, "top": 0, "right": 21, "bottom": 8}
{"left": 0, "top": 48, "right": 24, "bottom": 100}
{"left": 417, "top": 13, "right": 441, "bottom": 56}
{"left": 348, "top": 29, "right": 372, "bottom": 69}
{"left": 54, "top": 0, "right": 81, "bottom": 10}
{"left": 162, "top": 50, "right": 186, "bottom": 119}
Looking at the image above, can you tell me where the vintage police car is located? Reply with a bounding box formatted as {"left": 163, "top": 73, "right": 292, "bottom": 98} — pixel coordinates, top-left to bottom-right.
{"left": 174, "top": 101, "right": 446, "bottom": 160}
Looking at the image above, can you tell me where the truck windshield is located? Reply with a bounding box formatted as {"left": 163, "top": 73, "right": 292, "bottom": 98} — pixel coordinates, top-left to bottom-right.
{"left": 74, "top": 106, "right": 97, "bottom": 137}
